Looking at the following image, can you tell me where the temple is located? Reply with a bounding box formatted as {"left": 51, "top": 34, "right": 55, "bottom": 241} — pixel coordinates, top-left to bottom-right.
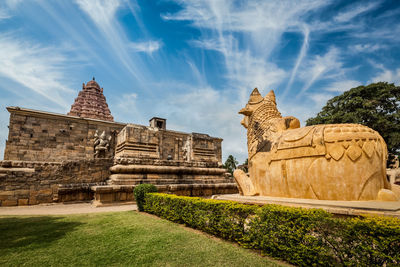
{"left": 0, "top": 79, "right": 237, "bottom": 206}
{"left": 68, "top": 78, "right": 114, "bottom": 121}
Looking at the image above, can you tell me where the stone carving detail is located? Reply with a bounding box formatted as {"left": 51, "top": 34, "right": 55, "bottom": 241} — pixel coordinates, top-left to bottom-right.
{"left": 68, "top": 78, "right": 114, "bottom": 121}
{"left": 182, "top": 138, "right": 192, "bottom": 162}
{"left": 94, "top": 130, "right": 112, "bottom": 158}
{"left": 234, "top": 88, "right": 400, "bottom": 201}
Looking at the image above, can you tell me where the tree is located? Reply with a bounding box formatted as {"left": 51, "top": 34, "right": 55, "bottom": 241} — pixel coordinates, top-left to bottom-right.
{"left": 306, "top": 82, "right": 400, "bottom": 155}
{"left": 223, "top": 155, "right": 239, "bottom": 175}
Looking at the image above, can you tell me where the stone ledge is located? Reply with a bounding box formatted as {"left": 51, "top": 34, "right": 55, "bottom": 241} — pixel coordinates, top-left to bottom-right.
{"left": 213, "top": 194, "right": 400, "bottom": 218}
{"left": 0, "top": 167, "right": 35, "bottom": 173}
{"left": 112, "top": 159, "right": 221, "bottom": 168}
{"left": 91, "top": 183, "right": 238, "bottom": 206}
{"left": 110, "top": 164, "right": 226, "bottom": 175}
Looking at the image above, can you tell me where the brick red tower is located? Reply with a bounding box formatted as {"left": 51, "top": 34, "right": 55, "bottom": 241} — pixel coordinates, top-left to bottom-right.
{"left": 68, "top": 78, "right": 114, "bottom": 122}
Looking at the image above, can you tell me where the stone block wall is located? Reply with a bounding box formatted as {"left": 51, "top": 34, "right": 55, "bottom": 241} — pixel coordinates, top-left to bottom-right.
{"left": 0, "top": 158, "right": 112, "bottom": 206}
{"left": 4, "top": 107, "right": 126, "bottom": 162}
{"left": 115, "top": 124, "right": 223, "bottom": 164}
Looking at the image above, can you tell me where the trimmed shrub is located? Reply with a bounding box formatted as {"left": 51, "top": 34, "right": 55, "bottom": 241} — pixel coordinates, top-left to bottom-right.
{"left": 133, "top": 184, "right": 157, "bottom": 211}
{"left": 144, "top": 193, "right": 400, "bottom": 266}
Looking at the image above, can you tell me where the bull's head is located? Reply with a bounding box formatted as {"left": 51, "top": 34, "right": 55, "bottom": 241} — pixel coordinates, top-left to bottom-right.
{"left": 239, "top": 88, "right": 277, "bottom": 128}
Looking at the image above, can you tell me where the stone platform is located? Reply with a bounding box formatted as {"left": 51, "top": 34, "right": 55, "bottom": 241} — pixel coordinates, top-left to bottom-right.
{"left": 213, "top": 194, "right": 400, "bottom": 218}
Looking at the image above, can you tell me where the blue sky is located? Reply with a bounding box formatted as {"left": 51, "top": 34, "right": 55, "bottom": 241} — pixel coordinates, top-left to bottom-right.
{"left": 0, "top": 0, "right": 400, "bottom": 163}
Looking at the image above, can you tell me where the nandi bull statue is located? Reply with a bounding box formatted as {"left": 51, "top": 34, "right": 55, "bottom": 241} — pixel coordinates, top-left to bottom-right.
{"left": 234, "top": 88, "right": 400, "bottom": 201}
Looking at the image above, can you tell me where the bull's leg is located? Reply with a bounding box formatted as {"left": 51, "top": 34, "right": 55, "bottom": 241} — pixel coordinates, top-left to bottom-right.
{"left": 233, "top": 169, "right": 257, "bottom": 196}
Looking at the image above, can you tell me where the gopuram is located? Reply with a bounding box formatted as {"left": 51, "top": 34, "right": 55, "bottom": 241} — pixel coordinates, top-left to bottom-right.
{"left": 233, "top": 88, "right": 400, "bottom": 203}
{"left": 0, "top": 78, "right": 237, "bottom": 206}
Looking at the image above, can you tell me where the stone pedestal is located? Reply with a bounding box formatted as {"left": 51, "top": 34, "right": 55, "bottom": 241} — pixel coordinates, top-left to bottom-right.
{"left": 213, "top": 194, "right": 400, "bottom": 218}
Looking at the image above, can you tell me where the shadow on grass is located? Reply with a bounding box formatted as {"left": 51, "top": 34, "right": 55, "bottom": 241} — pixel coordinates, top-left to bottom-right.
{"left": 0, "top": 216, "right": 83, "bottom": 253}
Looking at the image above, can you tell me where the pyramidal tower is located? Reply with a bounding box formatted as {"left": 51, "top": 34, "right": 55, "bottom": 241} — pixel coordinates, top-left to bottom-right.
{"left": 68, "top": 78, "right": 114, "bottom": 122}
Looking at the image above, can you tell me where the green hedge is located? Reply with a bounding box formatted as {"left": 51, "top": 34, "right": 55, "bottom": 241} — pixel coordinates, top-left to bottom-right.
{"left": 144, "top": 193, "right": 400, "bottom": 266}
{"left": 133, "top": 184, "right": 157, "bottom": 211}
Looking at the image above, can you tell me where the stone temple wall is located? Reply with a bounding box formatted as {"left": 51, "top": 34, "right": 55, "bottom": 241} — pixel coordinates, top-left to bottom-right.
{"left": 115, "top": 125, "right": 223, "bottom": 164}
{"left": 4, "top": 107, "right": 126, "bottom": 162}
{"left": 0, "top": 158, "right": 112, "bottom": 206}
{"left": 1, "top": 106, "right": 229, "bottom": 206}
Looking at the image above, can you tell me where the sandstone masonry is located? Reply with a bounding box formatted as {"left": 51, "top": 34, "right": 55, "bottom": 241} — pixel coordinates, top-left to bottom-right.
{"left": 1, "top": 79, "right": 237, "bottom": 206}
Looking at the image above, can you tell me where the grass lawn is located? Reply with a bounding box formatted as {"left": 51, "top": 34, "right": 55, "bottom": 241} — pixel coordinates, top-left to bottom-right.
{"left": 0, "top": 211, "right": 285, "bottom": 267}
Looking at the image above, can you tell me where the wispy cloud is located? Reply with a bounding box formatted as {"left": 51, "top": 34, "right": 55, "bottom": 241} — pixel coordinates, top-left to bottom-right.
{"left": 297, "top": 47, "right": 343, "bottom": 96}
{"left": 0, "top": 34, "right": 74, "bottom": 108}
{"left": 371, "top": 67, "right": 400, "bottom": 84}
{"left": 129, "top": 40, "right": 162, "bottom": 54}
{"left": 283, "top": 25, "right": 310, "bottom": 97}
{"left": 75, "top": 0, "right": 147, "bottom": 82}
{"left": 333, "top": 2, "right": 380, "bottom": 23}
{"left": 0, "top": 0, "right": 22, "bottom": 20}
{"left": 162, "top": 0, "right": 326, "bottom": 32}
{"left": 75, "top": 0, "right": 121, "bottom": 27}
{"left": 0, "top": 9, "right": 10, "bottom": 20}
{"left": 351, "top": 43, "right": 386, "bottom": 53}
{"left": 308, "top": 92, "right": 334, "bottom": 109}
{"left": 159, "top": 85, "right": 248, "bottom": 159}
{"left": 324, "top": 80, "right": 361, "bottom": 92}
{"left": 163, "top": 0, "right": 328, "bottom": 104}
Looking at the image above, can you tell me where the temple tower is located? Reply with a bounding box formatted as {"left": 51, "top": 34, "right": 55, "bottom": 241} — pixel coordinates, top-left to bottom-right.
{"left": 68, "top": 78, "right": 114, "bottom": 121}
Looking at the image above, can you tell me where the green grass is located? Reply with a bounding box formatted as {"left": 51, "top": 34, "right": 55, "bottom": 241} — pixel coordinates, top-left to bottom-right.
{"left": 0, "top": 211, "right": 285, "bottom": 267}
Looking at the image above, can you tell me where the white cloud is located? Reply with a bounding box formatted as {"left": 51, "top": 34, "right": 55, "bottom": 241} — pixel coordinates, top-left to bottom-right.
{"left": 117, "top": 93, "right": 137, "bottom": 112}
{"left": 308, "top": 93, "right": 334, "bottom": 109}
{"left": 0, "top": 34, "right": 74, "bottom": 108}
{"left": 162, "top": 0, "right": 326, "bottom": 33}
{"left": 0, "top": 0, "right": 24, "bottom": 20}
{"left": 371, "top": 68, "right": 400, "bottom": 84}
{"left": 129, "top": 40, "right": 162, "bottom": 54}
{"left": 0, "top": 9, "right": 10, "bottom": 20}
{"left": 75, "top": 0, "right": 121, "bottom": 27}
{"left": 283, "top": 25, "right": 310, "bottom": 97}
{"left": 324, "top": 80, "right": 361, "bottom": 93}
{"left": 334, "top": 2, "right": 380, "bottom": 23}
{"left": 161, "top": 86, "right": 248, "bottom": 162}
{"left": 75, "top": 0, "right": 146, "bottom": 82}
{"left": 352, "top": 44, "right": 385, "bottom": 53}
{"left": 165, "top": 0, "right": 327, "bottom": 103}
{"left": 298, "top": 47, "right": 343, "bottom": 96}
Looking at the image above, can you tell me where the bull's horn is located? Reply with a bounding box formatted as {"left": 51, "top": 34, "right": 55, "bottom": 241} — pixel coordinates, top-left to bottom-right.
{"left": 265, "top": 90, "right": 276, "bottom": 104}
{"left": 248, "top": 88, "right": 263, "bottom": 104}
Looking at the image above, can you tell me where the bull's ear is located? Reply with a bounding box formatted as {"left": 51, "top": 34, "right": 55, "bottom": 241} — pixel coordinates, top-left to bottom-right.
{"left": 265, "top": 90, "right": 276, "bottom": 104}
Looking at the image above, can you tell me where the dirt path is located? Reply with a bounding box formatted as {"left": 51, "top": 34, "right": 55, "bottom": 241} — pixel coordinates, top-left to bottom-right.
{"left": 0, "top": 202, "right": 136, "bottom": 216}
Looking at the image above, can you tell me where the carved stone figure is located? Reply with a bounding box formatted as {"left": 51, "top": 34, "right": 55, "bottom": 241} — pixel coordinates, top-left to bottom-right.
{"left": 234, "top": 88, "right": 400, "bottom": 201}
{"left": 182, "top": 138, "right": 191, "bottom": 162}
{"left": 94, "top": 130, "right": 111, "bottom": 158}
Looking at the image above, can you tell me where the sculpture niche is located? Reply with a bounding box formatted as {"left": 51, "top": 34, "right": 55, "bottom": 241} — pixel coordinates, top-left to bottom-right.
{"left": 234, "top": 88, "right": 400, "bottom": 201}
{"left": 93, "top": 130, "right": 112, "bottom": 158}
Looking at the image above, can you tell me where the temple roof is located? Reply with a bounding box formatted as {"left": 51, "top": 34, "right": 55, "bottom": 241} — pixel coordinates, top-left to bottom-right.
{"left": 67, "top": 78, "right": 114, "bottom": 122}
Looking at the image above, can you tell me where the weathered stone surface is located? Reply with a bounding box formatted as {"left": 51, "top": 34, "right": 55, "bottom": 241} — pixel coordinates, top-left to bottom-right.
{"left": 4, "top": 107, "right": 125, "bottom": 162}
{"left": 377, "top": 189, "right": 399, "bottom": 201}
{"left": 1, "top": 78, "right": 233, "bottom": 206}
{"left": 115, "top": 124, "right": 222, "bottom": 163}
{"left": 68, "top": 78, "right": 114, "bottom": 121}
{"left": 234, "top": 88, "right": 400, "bottom": 201}
{"left": 0, "top": 159, "right": 112, "bottom": 206}
{"left": 101, "top": 124, "right": 237, "bottom": 205}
